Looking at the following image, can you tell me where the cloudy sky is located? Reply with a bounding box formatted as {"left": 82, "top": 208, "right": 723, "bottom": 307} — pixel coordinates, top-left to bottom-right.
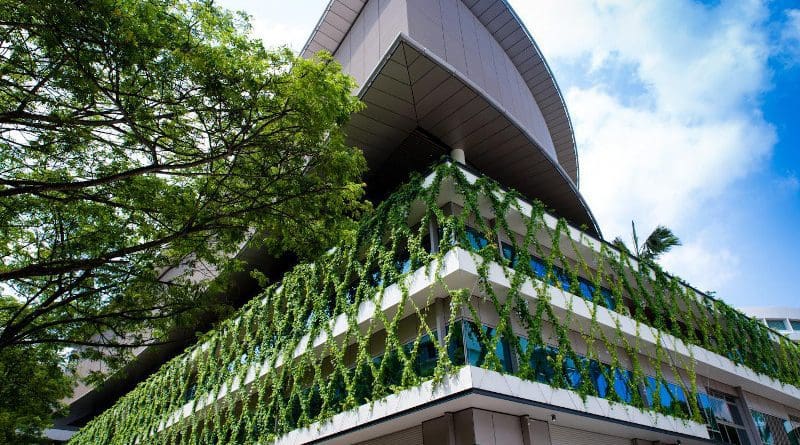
{"left": 217, "top": 0, "right": 800, "bottom": 309}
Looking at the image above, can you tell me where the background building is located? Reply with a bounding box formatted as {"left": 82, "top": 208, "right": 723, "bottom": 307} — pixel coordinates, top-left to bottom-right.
{"left": 63, "top": 1, "right": 800, "bottom": 445}
{"left": 742, "top": 307, "right": 800, "bottom": 342}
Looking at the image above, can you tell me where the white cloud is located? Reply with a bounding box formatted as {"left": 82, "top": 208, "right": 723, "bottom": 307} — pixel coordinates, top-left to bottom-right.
{"left": 661, "top": 239, "right": 741, "bottom": 294}
{"left": 780, "top": 9, "right": 800, "bottom": 63}
{"left": 783, "top": 9, "right": 800, "bottom": 43}
{"left": 510, "top": 0, "right": 778, "bottom": 290}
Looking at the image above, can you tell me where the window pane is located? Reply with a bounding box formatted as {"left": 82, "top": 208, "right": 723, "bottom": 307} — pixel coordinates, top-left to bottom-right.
{"left": 787, "top": 416, "right": 800, "bottom": 445}
{"left": 555, "top": 268, "right": 571, "bottom": 291}
{"left": 600, "top": 287, "right": 617, "bottom": 310}
{"left": 563, "top": 356, "right": 582, "bottom": 389}
{"left": 579, "top": 279, "right": 595, "bottom": 302}
{"left": 446, "top": 322, "right": 465, "bottom": 366}
{"left": 529, "top": 257, "right": 547, "bottom": 279}
{"left": 407, "top": 332, "right": 438, "bottom": 378}
{"left": 766, "top": 319, "right": 788, "bottom": 330}
{"left": 752, "top": 410, "right": 774, "bottom": 445}
{"left": 462, "top": 321, "right": 513, "bottom": 373}
{"left": 697, "top": 393, "right": 720, "bottom": 431}
{"left": 501, "top": 242, "right": 515, "bottom": 264}
{"left": 529, "top": 344, "right": 556, "bottom": 384}
{"left": 613, "top": 369, "right": 634, "bottom": 403}
{"left": 464, "top": 321, "right": 483, "bottom": 366}
{"left": 465, "top": 226, "right": 490, "bottom": 251}
{"left": 784, "top": 418, "right": 800, "bottom": 445}
{"left": 791, "top": 320, "right": 800, "bottom": 331}
{"left": 588, "top": 360, "right": 608, "bottom": 397}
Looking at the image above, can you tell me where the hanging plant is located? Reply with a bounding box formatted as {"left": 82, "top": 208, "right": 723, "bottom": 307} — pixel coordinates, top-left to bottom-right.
{"left": 70, "top": 162, "right": 800, "bottom": 445}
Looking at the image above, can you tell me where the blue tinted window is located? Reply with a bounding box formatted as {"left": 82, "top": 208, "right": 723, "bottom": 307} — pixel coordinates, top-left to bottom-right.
{"left": 446, "top": 322, "right": 465, "bottom": 366}
{"left": 645, "top": 377, "right": 688, "bottom": 414}
{"left": 645, "top": 376, "right": 666, "bottom": 408}
{"left": 612, "top": 369, "right": 634, "bottom": 403}
{"left": 463, "top": 321, "right": 513, "bottom": 372}
{"left": 528, "top": 342, "right": 557, "bottom": 384}
{"left": 579, "top": 279, "right": 595, "bottom": 301}
{"left": 563, "top": 356, "right": 582, "bottom": 389}
{"left": 465, "top": 226, "right": 490, "bottom": 251}
{"left": 589, "top": 360, "right": 608, "bottom": 397}
{"left": 600, "top": 287, "right": 616, "bottom": 310}
{"left": 529, "top": 257, "right": 547, "bottom": 278}
{"left": 395, "top": 257, "right": 411, "bottom": 275}
{"left": 555, "top": 268, "right": 571, "bottom": 291}
{"left": 501, "top": 242, "right": 516, "bottom": 265}
{"left": 406, "top": 332, "right": 438, "bottom": 378}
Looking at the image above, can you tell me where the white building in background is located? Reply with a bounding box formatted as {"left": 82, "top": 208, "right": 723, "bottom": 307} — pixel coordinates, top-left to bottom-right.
{"left": 742, "top": 307, "right": 800, "bottom": 342}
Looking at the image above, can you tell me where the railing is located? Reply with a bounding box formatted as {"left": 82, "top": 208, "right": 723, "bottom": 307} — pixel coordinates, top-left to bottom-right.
{"left": 70, "top": 163, "right": 800, "bottom": 444}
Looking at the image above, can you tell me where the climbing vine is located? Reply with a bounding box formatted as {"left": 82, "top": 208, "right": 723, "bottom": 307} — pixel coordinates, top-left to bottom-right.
{"left": 70, "top": 162, "right": 800, "bottom": 444}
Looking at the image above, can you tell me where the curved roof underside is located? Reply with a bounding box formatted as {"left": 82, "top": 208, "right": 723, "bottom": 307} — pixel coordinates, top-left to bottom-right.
{"left": 301, "top": 0, "right": 580, "bottom": 186}
{"left": 345, "top": 37, "right": 600, "bottom": 235}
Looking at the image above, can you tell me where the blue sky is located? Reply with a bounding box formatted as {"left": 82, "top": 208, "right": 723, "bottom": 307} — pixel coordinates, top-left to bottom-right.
{"left": 217, "top": 0, "right": 799, "bottom": 309}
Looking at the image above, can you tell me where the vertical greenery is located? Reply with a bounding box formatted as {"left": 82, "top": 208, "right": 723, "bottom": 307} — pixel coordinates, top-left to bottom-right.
{"left": 69, "top": 162, "right": 800, "bottom": 444}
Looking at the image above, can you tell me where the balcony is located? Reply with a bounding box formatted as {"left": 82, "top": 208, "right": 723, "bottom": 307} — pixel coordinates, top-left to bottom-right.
{"left": 69, "top": 162, "right": 800, "bottom": 445}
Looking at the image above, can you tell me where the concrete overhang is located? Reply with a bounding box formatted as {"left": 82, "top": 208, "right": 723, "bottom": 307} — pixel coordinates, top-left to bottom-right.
{"left": 302, "top": 0, "right": 580, "bottom": 187}
{"left": 275, "top": 366, "right": 712, "bottom": 445}
{"left": 348, "top": 36, "right": 600, "bottom": 236}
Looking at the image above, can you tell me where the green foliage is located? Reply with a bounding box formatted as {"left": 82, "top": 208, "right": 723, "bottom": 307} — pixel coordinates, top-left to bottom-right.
{"left": 0, "top": 0, "right": 366, "bottom": 365}
{"left": 0, "top": 342, "right": 73, "bottom": 443}
{"left": 69, "top": 163, "right": 800, "bottom": 444}
{"left": 613, "top": 221, "right": 681, "bottom": 263}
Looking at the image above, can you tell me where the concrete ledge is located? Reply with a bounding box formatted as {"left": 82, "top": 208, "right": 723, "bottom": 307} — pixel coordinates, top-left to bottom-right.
{"left": 275, "top": 366, "right": 711, "bottom": 445}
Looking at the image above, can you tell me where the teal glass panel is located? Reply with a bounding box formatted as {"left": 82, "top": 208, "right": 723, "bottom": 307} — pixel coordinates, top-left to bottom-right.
{"left": 529, "top": 257, "right": 547, "bottom": 279}
{"left": 612, "top": 368, "right": 633, "bottom": 403}
{"left": 563, "top": 356, "right": 582, "bottom": 389}
{"left": 752, "top": 411, "right": 774, "bottom": 445}
{"left": 463, "top": 321, "right": 513, "bottom": 372}
{"left": 465, "top": 226, "right": 490, "bottom": 251}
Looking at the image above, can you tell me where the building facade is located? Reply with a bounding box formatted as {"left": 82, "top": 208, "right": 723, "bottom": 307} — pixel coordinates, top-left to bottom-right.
{"left": 68, "top": 1, "right": 800, "bottom": 444}
{"left": 741, "top": 308, "right": 800, "bottom": 343}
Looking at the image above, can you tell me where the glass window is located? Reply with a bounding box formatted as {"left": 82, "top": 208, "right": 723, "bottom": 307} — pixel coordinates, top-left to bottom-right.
{"left": 447, "top": 322, "right": 466, "bottom": 366}
{"left": 465, "top": 226, "right": 490, "bottom": 251}
{"left": 529, "top": 257, "right": 547, "bottom": 279}
{"left": 406, "top": 332, "right": 438, "bottom": 378}
{"left": 501, "top": 242, "right": 517, "bottom": 265}
{"left": 611, "top": 368, "right": 634, "bottom": 403}
{"left": 578, "top": 279, "right": 595, "bottom": 302}
{"left": 698, "top": 391, "right": 751, "bottom": 445}
{"left": 448, "top": 321, "right": 512, "bottom": 373}
{"left": 644, "top": 377, "right": 689, "bottom": 415}
{"left": 752, "top": 411, "right": 774, "bottom": 445}
{"left": 790, "top": 320, "right": 800, "bottom": 331}
{"left": 555, "top": 268, "right": 571, "bottom": 292}
{"left": 600, "top": 287, "right": 617, "bottom": 310}
{"left": 787, "top": 416, "right": 800, "bottom": 445}
{"left": 766, "top": 319, "right": 788, "bottom": 330}
{"left": 563, "top": 355, "right": 583, "bottom": 389}
{"left": 518, "top": 337, "right": 557, "bottom": 384}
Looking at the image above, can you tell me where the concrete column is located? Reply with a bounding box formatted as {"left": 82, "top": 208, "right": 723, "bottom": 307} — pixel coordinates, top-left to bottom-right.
{"left": 423, "top": 413, "right": 455, "bottom": 445}
{"left": 450, "top": 148, "right": 465, "bottom": 164}
{"left": 527, "top": 418, "right": 552, "bottom": 445}
{"left": 435, "top": 298, "right": 447, "bottom": 348}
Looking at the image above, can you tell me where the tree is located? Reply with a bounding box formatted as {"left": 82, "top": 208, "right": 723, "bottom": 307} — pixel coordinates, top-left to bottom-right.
{"left": 0, "top": 0, "right": 367, "bottom": 359}
{"left": 0, "top": 341, "right": 73, "bottom": 444}
{"left": 612, "top": 221, "right": 681, "bottom": 264}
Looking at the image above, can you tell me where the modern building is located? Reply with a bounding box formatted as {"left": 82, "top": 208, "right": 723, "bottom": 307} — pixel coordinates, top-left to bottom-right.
{"left": 67, "top": 1, "right": 800, "bottom": 445}
{"left": 741, "top": 308, "right": 800, "bottom": 343}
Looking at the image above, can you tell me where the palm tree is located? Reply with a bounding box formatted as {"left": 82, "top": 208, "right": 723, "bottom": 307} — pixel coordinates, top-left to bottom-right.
{"left": 612, "top": 221, "right": 681, "bottom": 264}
